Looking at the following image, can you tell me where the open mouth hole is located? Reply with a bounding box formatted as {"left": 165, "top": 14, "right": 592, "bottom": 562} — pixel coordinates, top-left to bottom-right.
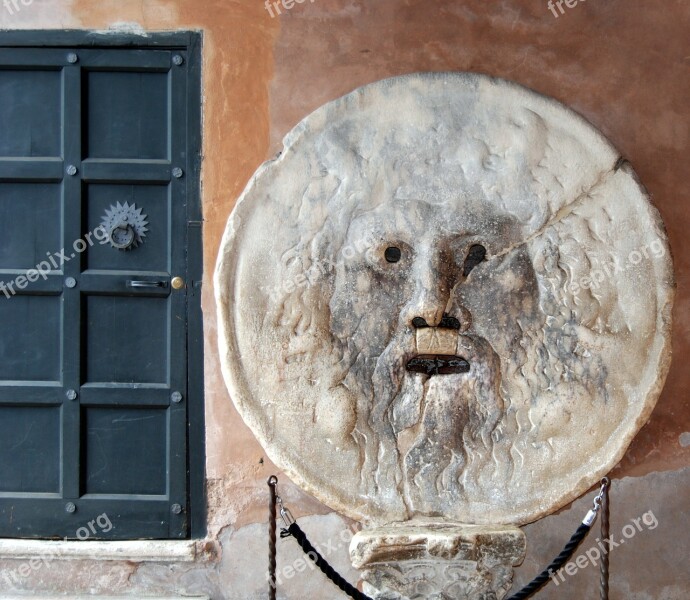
{"left": 406, "top": 354, "right": 471, "bottom": 376}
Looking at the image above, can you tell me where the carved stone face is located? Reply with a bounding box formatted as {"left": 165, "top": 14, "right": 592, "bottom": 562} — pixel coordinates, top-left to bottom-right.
{"left": 215, "top": 73, "right": 673, "bottom": 526}
{"left": 328, "top": 198, "right": 541, "bottom": 515}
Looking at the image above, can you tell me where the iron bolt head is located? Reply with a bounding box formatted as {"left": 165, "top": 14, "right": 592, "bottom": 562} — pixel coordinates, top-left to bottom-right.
{"left": 172, "top": 167, "right": 184, "bottom": 179}
{"left": 67, "top": 53, "right": 78, "bottom": 64}
{"left": 65, "top": 502, "right": 76, "bottom": 513}
{"left": 66, "top": 389, "right": 77, "bottom": 401}
{"left": 65, "top": 277, "right": 77, "bottom": 289}
{"left": 66, "top": 165, "right": 78, "bottom": 176}
{"left": 172, "top": 54, "right": 184, "bottom": 66}
{"left": 171, "top": 391, "right": 183, "bottom": 404}
{"left": 171, "top": 503, "right": 183, "bottom": 515}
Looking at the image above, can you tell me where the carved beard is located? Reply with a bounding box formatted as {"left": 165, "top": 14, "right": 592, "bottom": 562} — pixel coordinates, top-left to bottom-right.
{"left": 400, "top": 338, "right": 504, "bottom": 514}
{"left": 344, "top": 332, "right": 504, "bottom": 516}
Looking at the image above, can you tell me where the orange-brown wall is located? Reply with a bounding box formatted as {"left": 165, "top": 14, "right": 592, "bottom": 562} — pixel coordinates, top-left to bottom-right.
{"left": 0, "top": 1, "right": 687, "bottom": 598}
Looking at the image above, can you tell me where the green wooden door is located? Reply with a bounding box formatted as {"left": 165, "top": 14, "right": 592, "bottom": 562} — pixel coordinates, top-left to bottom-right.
{"left": 0, "top": 37, "right": 202, "bottom": 540}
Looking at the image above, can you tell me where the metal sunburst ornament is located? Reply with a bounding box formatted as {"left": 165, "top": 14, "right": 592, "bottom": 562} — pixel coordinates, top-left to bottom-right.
{"left": 100, "top": 201, "right": 149, "bottom": 250}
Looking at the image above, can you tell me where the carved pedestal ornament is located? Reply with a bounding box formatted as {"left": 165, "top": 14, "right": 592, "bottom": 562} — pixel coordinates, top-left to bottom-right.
{"left": 351, "top": 522, "right": 526, "bottom": 600}
{"left": 215, "top": 73, "right": 674, "bottom": 599}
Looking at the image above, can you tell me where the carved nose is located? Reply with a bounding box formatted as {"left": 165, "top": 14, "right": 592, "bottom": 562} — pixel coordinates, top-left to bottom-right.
{"left": 404, "top": 266, "right": 453, "bottom": 328}
{"left": 403, "top": 244, "right": 465, "bottom": 328}
{"left": 406, "top": 297, "right": 448, "bottom": 328}
{"left": 404, "top": 242, "right": 483, "bottom": 331}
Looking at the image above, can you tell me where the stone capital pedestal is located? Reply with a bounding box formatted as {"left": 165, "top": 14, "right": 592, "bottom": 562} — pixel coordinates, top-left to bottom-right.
{"left": 350, "top": 522, "right": 526, "bottom": 600}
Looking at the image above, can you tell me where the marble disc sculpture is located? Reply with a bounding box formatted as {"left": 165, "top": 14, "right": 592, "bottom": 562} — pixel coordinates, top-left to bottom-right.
{"left": 215, "top": 73, "right": 673, "bottom": 526}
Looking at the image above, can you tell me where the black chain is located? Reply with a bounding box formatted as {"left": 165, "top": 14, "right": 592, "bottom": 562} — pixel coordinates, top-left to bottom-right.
{"left": 269, "top": 475, "right": 610, "bottom": 600}
{"left": 268, "top": 476, "right": 373, "bottom": 600}
{"left": 506, "top": 523, "right": 592, "bottom": 600}
{"left": 282, "top": 522, "right": 374, "bottom": 600}
{"left": 507, "top": 477, "right": 610, "bottom": 600}
{"left": 267, "top": 476, "right": 278, "bottom": 600}
{"left": 600, "top": 478, "right": 610, "bottom": 600}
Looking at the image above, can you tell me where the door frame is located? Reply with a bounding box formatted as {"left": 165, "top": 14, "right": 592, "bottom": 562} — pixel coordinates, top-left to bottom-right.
{"left": 0, "top": 30, "right": 206, "bottom": 539}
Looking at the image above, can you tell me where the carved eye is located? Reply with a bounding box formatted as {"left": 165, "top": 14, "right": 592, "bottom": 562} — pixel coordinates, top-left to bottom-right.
{"left": 384, "top": 246, "right": 402, "bottom": 263}
{"left": 463, "top": 244, "right": 486, "bottom": 276}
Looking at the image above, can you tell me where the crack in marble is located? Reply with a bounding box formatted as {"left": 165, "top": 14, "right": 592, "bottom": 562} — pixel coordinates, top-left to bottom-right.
{"left": 488, "top": 157, "right": 622, "bottom": 262}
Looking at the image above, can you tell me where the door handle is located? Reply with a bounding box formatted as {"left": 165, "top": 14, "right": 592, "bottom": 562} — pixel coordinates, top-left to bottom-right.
{"left": 127, "top": 280, "right": 168, "bottom": 288}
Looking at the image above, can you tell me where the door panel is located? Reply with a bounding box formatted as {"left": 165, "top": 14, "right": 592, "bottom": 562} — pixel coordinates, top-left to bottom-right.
{"left": 86, "top": 70, "right": 170, "bottom": 160}
{"left": 85, "top": 296, "right": 169, "bottom": 384}
{"left": 83, "top": 406, "right": 168, "bottom": 495}
{"left": 0, "top": 183, "right": 62, "bottom": 269}
{"left": 0, "top": 296, "right": 62, "bottom": 381}
{"left": 0, "top": 69, "right": 62, "bottom": 157}
{"left": 0, "top": 42, "right": 196, "bottom": 539}
{"left": 0, "top": 406, "right": 61, "bottom": 493}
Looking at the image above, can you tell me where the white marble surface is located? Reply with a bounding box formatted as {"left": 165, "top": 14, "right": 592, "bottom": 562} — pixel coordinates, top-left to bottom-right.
{"left": 215, "top": 73, "right": 674, "bottom": 527}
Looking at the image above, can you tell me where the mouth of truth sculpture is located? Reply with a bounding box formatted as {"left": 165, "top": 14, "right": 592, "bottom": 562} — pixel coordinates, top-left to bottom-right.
{"left": 215, "top": 73, "right": 673, "bottom": 530}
